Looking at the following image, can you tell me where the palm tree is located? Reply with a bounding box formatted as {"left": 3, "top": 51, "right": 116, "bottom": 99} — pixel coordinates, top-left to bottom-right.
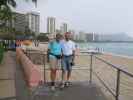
{"left": 0, "top": 0, "right": 37, "bottom": 32}
{"left": 0, "top": 0, "right": 16, "bottom": 33}
{"left": 0, "top": 0, "right": 16, "bottom": 23}
{"left": 0, "top": 0, "right": 17, "bottom": 7}
{"left": 0, "top": 0, "right": 37, "bottom": 21}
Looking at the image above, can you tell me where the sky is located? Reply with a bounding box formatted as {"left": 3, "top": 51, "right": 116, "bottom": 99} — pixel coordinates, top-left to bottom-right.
{"left": 14, "top": 0, "right": 133, "bottom": 37}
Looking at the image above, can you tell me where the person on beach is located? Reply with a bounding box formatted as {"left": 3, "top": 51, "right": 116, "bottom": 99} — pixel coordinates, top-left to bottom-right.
{"left": 47, "top": 33, "right": 62, "bottom": 91}
{"left": 60, "top": 32, "right": 76, "bottom": 88}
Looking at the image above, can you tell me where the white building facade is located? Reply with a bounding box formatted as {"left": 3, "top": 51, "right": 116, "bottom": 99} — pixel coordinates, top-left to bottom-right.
{"left": 60, "top": 23, "right": 68, "bottom": 34}
{"left": 47, "top": 17, "right": 56, "bottom": 34}
{"left": 26, "top": 12, "right": 40, "bottom": 36}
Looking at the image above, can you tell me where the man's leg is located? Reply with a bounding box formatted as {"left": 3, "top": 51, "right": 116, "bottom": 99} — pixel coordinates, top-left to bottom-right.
{"left": 66, "top": 56, "right": 73, "bottom": 85}
{"left": 67, "top": 70, "right": 72, "bottom": 81}
{"left": 61, "top": 57, "right": 67, "bottom": 88}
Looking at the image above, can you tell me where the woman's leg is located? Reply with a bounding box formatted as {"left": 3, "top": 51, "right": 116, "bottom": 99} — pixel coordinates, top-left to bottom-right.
{"left": 49, "top": 56, "right": 57, "bottom": 88}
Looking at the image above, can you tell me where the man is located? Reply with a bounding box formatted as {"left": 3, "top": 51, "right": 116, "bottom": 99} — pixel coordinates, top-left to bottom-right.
{"left": 47, "top": 33, "right": 62, "bottom": 91}
{"left": 61, "top": 32, "right": 76, "bottom": 88}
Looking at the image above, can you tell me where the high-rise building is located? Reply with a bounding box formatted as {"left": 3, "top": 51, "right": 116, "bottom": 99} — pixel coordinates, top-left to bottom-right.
{"left": 0, "top": 12, "right": 40, "bottom": 36}
{"left": 47, "top": 17, "right": 56, "bottom": 34}
{"left": 26, "top": 12, "right": 40, "bottom": 35}
{"left": 68, "top": 30, "right": 75, "bottom": 34}
{"left": 60, "top": 23, "right": 68, "bottom": 34}
{"left": 78, "top": 31, "right": 86, "bottom": 42}
{"left": 74, "top": 34, "right": 79, "bottom": 41}
{"left": 8, "top": 12, "right": 28, "bottom": 33}
{"left": 93, "top": 33, "right": 99, "bottom": 41}
{"left": 86, "top": 33, "right": 94, "bottom": 42}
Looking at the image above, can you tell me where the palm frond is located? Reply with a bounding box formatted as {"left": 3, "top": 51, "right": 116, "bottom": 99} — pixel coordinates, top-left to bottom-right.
{"left": 7, "top": 0, "right": 16, "bottom": 8}
{"left": 0, "top": 5, "right": 12, "bottom": 21}
{"left": 0, "top": 0, "right": 7, "bottom": 6}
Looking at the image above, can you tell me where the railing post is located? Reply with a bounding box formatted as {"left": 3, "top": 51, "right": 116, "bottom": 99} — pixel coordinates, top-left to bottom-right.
{"left": 43, "top": 53, "right": 46, "bottom": 83}
{"left": 116, "top": 69, "right": 121, "bottom": 100}
{"left": 27, "top": 51, "right": 31, "bottom": 60}
{"left": 89, "top": 54, "right": 93, "bottom": 83}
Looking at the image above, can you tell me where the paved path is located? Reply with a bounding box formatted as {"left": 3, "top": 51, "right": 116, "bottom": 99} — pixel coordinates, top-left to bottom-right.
{"left": 0, "top": 51, "right": 107, "bottom": 100}
{"left": 0, "top": 51, "right": 16, "bottom": 100}
{"left": 15, "top": 56, "right": 30, "bottom": 100}
{"left": 0, "top": 51, "right": 30, "bottom": 100}
{"left": 31, "top": 82, "right": 107, "bottom": 100}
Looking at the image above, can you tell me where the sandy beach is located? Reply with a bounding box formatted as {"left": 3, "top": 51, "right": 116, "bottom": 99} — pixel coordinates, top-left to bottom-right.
{"left": 25, "top": 42, "right": 133, "bottom": 100}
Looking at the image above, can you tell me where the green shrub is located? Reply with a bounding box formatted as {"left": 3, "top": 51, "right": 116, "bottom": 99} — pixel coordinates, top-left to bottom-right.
{"left": 0, "top": 45, "right": 4, "bottom": 64}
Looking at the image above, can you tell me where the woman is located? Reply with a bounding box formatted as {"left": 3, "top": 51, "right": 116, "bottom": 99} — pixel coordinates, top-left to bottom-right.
{"left": 47, "top": 33, "right": 62, "bottom": 91}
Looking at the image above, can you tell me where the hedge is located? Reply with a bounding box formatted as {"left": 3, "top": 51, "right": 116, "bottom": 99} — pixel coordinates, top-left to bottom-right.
{"left": 0, "top": 45, "right": 4, "bottom": 64}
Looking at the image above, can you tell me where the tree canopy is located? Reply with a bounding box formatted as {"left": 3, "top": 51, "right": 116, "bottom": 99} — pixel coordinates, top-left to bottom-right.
{"left": 0, "top": 0, "right": 37, "bottom": 33}
{"left": 0, "top": 0, "right": 37, "bottom": 20}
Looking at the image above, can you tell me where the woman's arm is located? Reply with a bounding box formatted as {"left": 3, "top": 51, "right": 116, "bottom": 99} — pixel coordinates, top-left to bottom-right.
{"left": 47, "top": 49, "right": 50, "bottom": 63}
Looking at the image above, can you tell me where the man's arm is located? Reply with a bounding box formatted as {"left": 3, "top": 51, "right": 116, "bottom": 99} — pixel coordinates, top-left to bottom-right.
{"left": 72, "top": 49, "right": 75, "bottom": 58}
{"left": 47, "top": 43, "right": 51, "bottom": 63}
{"left": 72, "top": 42, "right": 76, "bottom": 65}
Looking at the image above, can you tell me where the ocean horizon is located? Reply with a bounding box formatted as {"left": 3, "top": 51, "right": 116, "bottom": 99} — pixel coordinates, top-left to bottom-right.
{"left": 78, "top": 42, "right": 133, "bottom": 58}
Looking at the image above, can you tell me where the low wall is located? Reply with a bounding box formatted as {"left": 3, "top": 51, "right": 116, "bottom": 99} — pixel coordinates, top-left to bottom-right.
{"left": 16, "top": 48, "right": 43, "bottom": 88}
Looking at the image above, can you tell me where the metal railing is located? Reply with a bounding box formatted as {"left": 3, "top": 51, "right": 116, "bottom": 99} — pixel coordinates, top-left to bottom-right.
{"left": 0, "top": 40, "right": 16, "bottom": 50}
{"left": 25, "top": 51, "right": 133, "bottom": 100}
{"left": 25, "top": 50, "right": 91, "bottom": 82}
{"left": 90, "top": 54, "right": 133, "bottom": 100}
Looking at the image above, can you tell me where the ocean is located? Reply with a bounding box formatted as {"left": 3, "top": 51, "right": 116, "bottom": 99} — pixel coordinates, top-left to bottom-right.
{"left": 78, "top": 42, "right": 133, "bottom": 57}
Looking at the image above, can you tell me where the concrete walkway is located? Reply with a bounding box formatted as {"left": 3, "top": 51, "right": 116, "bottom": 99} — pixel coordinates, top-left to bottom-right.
{"left": 0, "top": 51, "right": 30, "bottom": 100}
{"left": 0, "top": 51, "right": 107, "bottom": 100}
{"left": 0, "top": 51, "right": 16, "bottom": 100}
{"left": 15, "top": 56, "right": 30, "bottom": 100}
{"left": 31, "top": 82, "right": 107, "bottom": 100}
